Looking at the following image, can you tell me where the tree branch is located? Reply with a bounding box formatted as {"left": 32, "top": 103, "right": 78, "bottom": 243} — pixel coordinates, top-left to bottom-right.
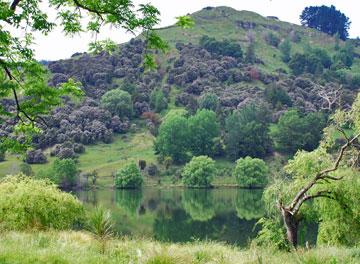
{"left": 10, "top": 0, "right": 21, "bottom": 11}
{"left": 287, "top": 132, "right": 360, "bottom": 213}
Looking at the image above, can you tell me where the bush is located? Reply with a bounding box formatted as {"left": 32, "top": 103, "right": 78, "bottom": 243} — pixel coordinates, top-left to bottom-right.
{"left": 25, "top": 149, "right": 47, "bottom": 164}
{"left": 265, "top": 32, "right": 280, "bottom": 47}
{"left": 52, "top": 158, "right": 79, "bottom": 189}
{"left": 199, "top": 35, "right": 243, "bottom": 58}
{"left": 115, "top": 162, "right": 143, "bottom": 189}
{"left": 198, "top": 93, "right": 219, "bottom": 112}
{"left": 0, "top": 149, "right": 5, "bottom": 162}
{"left": 182, "top": 156, "right": 216, "bottom": 188}
{"left": 270, "top": 110, "right": 326, "bottom": 154}
{"left": 147, "top": 163, "right": 158, "bottom": 176}
{"left": 233, "top": 157, "right": 269, "bottom": 187}
{"left": 100, "top": 89, "right": 133, "bottom": 118}
{"left": 150, "top": 89, "right": 168, "bottom": 113}
{"left": 0, "top": 175, "right": 84, "bottom": 230}
{"left": 19, "top": 163, "right": 33, "bottom": 176}
{"left": 279, "top": 38, "right": 291, "bottom": 63}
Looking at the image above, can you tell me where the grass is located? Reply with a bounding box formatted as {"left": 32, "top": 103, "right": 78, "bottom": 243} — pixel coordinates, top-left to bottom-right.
{"left": 0, "top": 231, "right": 359, "bottom": 264}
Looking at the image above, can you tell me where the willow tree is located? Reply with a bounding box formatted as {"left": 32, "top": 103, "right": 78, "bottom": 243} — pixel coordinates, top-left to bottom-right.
{"left": 0, "top": 0, "right": 192, "bottom": 152}
{"left": 262, "top": 93, "right": 360, "bottom": 248}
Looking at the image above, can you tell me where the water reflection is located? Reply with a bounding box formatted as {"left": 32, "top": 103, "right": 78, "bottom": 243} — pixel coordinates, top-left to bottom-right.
{"left": 76, "top": 188, "right": 265, "bottom": 246}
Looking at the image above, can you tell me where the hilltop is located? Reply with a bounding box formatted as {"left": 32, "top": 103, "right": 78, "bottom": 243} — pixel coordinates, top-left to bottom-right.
{"left": 0, "top": 6, "right": 359, "bottom": 185}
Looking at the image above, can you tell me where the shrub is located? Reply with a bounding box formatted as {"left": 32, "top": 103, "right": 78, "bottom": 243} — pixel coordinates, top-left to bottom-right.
{"left": 115, "top": 162, "right": 143, "bottom": 189}
{"left": 100, "top": 89, "right": 133, "bottom": 118}
{"left": 25, "top": 149, "right": 47, "bottom": 164}
{"left": 19, "top": 163, "right": 33, "bottom": 176}
{"left": 0, "top": 149, "right": 5, "bottom": 162}
{"left": 150, "top": 89, "right": 168, "bottom": 113}
{"left": 233, "top": 157, "right": 269, "bottom": 188}
{"left": 279, "top": 38, "right": 291, "bottom": 63}
{"left": 147, "top": 163, "right": 158, "bottom": 176}
{"left": 198, "top": 93, "right": 219, "bottom": 112}
{"left": 0, "top": 175, "right": 84, "bottom": 230}
{"left": 52, "top": 158, "right": 79, "bottom": 189}
{"left": 182, "top": 156, "right": 216, "bottom": 188}
{"left": 265, "top": 32, "right": 280, "bottom": 47}
{"left": 200, "top": 35, "right": 243, "bottom": 58}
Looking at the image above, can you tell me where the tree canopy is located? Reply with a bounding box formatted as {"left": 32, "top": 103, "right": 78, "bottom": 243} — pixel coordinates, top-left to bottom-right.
{"left": 300, "top": 5, "right": 351, "bottom": 40}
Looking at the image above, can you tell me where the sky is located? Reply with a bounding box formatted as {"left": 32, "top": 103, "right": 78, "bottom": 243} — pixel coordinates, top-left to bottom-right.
{"left": 30, "top": 0, "right": 359, "bottom": 60}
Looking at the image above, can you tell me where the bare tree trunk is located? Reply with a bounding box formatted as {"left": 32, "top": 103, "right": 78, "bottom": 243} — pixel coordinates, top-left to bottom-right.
{"left": 281, "top": 208, "right": 299, "bottom": 248}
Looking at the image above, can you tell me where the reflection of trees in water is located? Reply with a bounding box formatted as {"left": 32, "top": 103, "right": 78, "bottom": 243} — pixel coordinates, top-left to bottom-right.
{"left": 115, "top": 189, "right": 143, "bottom": 215}
{"left": 153, "top": 208, "right": 258, "bottom": 246}
{"left": 182, "top": 189, "right": 215, "bottom": 221}
{"left": 235, "top": 189, "right": 265, "bottom": 220}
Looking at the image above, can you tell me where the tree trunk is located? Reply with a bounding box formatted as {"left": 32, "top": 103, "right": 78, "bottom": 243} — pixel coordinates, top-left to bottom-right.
{"left": 281, "top": 208, "right": 299, "bottom": 248}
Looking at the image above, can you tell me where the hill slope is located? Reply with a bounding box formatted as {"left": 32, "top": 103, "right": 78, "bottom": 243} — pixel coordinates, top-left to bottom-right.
{"left": 0, "top": 6, "right": 359, "bottom": 184}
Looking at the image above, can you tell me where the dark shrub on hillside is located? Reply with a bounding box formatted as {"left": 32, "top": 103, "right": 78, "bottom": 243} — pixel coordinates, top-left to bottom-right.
{"left": 25, "top": 150, "right": 47, "bottom": 164}
{"left": 264, "top": 84, "right": 292, "bottom": 108}
{"left": 264, "top": 32, "right": 280, "bottom": 47}
{"left": 73, "top": 143, "right": 85, "bottom": 154}
{"left": 57, "top": 147, "right": 76, "bottom": 160}
{"left": 200, "top": 35, "right": 243, "bottom": 58}
{"left": 147, "top": 163, "right": 158, "bottom": 176}
{"left": 198, "top": 93, "right": 220, "bottom": 112}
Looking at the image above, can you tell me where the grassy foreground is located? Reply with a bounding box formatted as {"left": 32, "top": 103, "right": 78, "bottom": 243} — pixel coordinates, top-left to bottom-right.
{"left": 0, "top": 231, "right": 359, "bottom": 264}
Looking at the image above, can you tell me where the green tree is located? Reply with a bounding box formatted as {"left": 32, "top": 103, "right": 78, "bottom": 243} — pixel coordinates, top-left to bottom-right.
{"left": 155, "top": 114, "right": 189, "bottom": 163}
{"left": 263, "top": 93, "right": 360, "bottom": 247}
{"left": 279, "top": 38, "right": 291, "bottom": 63}
{"left": 233, "top": 157, "right": 269, "bottom": 188}
{"left": 300, "top": 5, "right": 351, "bottom": 40}
{"left": 150, "top": 89, "right": 168, "bottom": 113}
{"left": 264, "top": 84, "right": 292, "bottom": 108}
{"left": 115, "top": 162, "right": 143, "bottom": 189}
{"left": 182, "top": 156, "right": 216, "bottom": 188}
{"left": 198, "top": 93, "right": 219, "bottom": 112}
{"left": 188, "top": 110, "right": 220, "bottom": 156}
{"left": 101, "top": 89, "right": 133, "bottom": 118}
{"left": 52, "top": 158, "right": 79, "bottom": 189}
{"left": 270, "top": 110, "right": 326, "bottom": 154}
{"left": 225, "top": 104, "right": 272, "bottom": 160}
{"left": 0, "top": 175, "right": 84, "bottom": 230}
{"left": 0, "top": 0, "right": 192, "bottom": 153}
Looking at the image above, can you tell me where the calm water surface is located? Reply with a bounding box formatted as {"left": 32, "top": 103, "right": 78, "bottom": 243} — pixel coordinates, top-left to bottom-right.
{"left": 76, "top": 188, "right": 317, "bottom": 246}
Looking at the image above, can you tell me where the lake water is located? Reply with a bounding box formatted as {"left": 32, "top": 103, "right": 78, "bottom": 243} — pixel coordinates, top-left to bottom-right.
{"left": 76, "top": 188, "right": 317, "bottom": 247}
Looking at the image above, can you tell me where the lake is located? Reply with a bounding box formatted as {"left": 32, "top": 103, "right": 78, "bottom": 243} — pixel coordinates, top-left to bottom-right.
{"left": 76, "top": 188, "right": 317, "bottom": 247}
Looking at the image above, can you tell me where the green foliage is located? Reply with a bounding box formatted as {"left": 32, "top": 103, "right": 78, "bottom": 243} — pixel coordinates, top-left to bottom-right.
{"left": 155, "top": 114, "right": 189, "bottom": 163}
{"left": 300, "top": 5, "right": 350, "bottom": 40}
{"left": 333, "top": 42, "right": 354, "bottom": 68}
{"left": 271, "top": 110, "right": 326, "bottom": 154}
{"left": 52, "top": 158, "right": 78, "bottom": 188}
{"left": 198, "top": 93, "right": 220, "bottom": 112}
{"left": 150, "top": 89, "right": 168, "bottom": 113}
{"left": 0, "top": 149, "right": 5, "bottom": 162}
{"left": 182, "top": 156, "right": 216, "bottom": 188}
{"left": 316, "top": 169, "right": 360, "bottom": 246}
{"left": 289, "top": 48, "right": 332, "bottom": 75}
{"left": 175, "top": 15, "right": 195, "bottom": 29}
{"left": 182, "top": 189, "right": 215, "bottom": 221}
{"left": 0, "top": 175, "right": 84, "bottom": 230}
{"left": 233, "top": 157, "right": 269, "bottom": 188}
{"left": 87, "top": 207, "right": 113, "bottom": 253}
{"left": 115, "top": 162, "right": 143, "bottom": 189}
{"left": 264, "top": 84, "right": 292, "bottom": 108}
{"left": 245, "top": 41, "right": 256, "bottom": 64}
{"left": 279, "top": 38, "right": 292, "bottom": 63}
{"left": 19, "top": 163, "right": 33, "bottom": 176}
{"left": 265, "top": 32, "right": 280, "bottom": 47}
{"left": 254, "top": 217, "right": 290, "bottom": 251}
{"left": 101, "top": 89, "right": 133, "bottom": 118}
{"left": 225, "top": 104, "right": 272, "bottom": 160}
{"left": 199, "top": 36, "right": 243, "bottom": 58}
{"left": 188, "top": 110, "right": 220, "bottom": 156}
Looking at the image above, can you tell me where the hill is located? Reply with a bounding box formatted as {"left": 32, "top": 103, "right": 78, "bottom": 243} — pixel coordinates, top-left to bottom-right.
{"left": 0, "top": 6, "right": 359, "bottom": 185}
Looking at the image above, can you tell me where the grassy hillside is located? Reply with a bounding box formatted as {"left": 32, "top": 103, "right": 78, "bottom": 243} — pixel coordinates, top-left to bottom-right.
{"left": 1, "top": 231, "right": 359, "bottom": 264}
{"left": 157, "top": 6, "right": 360, "bottom": 74}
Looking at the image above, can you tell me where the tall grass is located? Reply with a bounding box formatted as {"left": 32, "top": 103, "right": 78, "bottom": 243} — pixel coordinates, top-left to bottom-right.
{"left": 0, "top": 231, "right": 359, "bottom": 264}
